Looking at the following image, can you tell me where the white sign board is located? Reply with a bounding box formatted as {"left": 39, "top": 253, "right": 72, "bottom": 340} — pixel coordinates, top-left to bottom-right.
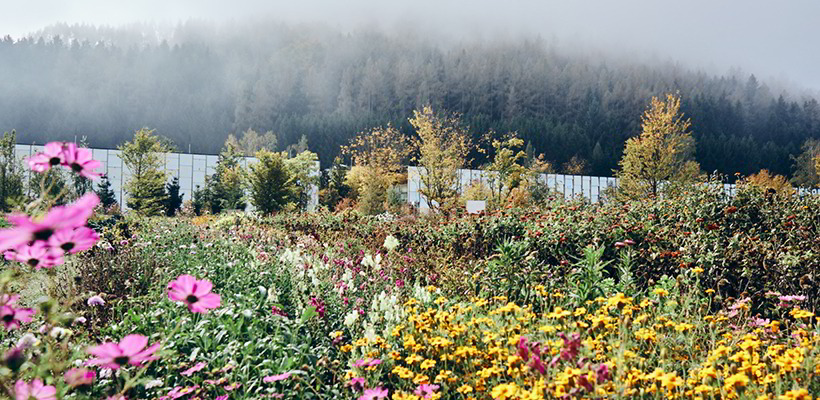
{"left": 466, "top": 200, "right": 486, "bottom": 214}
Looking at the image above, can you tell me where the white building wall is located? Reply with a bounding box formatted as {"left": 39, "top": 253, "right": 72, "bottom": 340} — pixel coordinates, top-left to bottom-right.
{"left": 14, "top": 144, "right": 319, "bottom": 212}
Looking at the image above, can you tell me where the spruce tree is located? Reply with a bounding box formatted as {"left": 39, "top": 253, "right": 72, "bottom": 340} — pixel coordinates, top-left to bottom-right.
{"left": 95, "top": 174, "right": 118, "bottom": 209}
{"left": 120, "top": 128, "right": 169, "bottom": 215}
{"left": 164, "top": 176, "right": 184, "bottom": 216}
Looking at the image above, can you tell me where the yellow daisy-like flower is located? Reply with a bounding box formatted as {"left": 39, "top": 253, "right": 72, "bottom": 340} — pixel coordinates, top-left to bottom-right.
{"left": 420, "top": 359, "right": 436, "bottom": 370}
{"left": 456, "top": 384, "right": 473, "bottom": 394}
{"left": 405, "top": 353, "right": 423, "bottom": 364}
{"left": 490, "top": 383, "right": 518, "bottom": 400}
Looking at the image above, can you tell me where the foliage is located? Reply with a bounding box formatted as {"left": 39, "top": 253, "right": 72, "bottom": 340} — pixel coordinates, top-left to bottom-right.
{"left": 744, "top": 169, "right": 794, "bottom": 195}
{"left": 120, "top": 128, "right": 169, "bottom": 216}
{"left": 410, "top": 106, "right": 472, "bottom": 211}
{"left": 561, "top": 154, "right": 589, "bottom": 175}
{"left": 321, "top": 156, "right": 350, "bottom": 210}
{"left": 164, "top": 176, "right": 184, "bottom": 216}
{"left": 71, "top": 136, "right": 94, "bottom": 197}
{"left": 484, "top": 136, "right": 528, "bottom": 205}
{"left": 791, "top": 138, "right": 820, "bottom": 188}
{"left": 225, "top": 128, "right": 278, "bottom": 156}
{"left": 247, "top": 150, "right": 296, "bottom": 214}
{"left": 343, "top": 125, "right": 412, "bottom": 214}
{"left": 205, "top": 142, "right": 246, "bottom": 213}
{"left": 284, "top": 150, "right": 320, "bottom": 211}
{"left": 0, "top": 130, "right": 24, "bottom": 211}
{"left": 95, "top": 174, "right": 118, "bottom": 209}
{"left": 617, "top": 93, "right": 702, "bottom": 199}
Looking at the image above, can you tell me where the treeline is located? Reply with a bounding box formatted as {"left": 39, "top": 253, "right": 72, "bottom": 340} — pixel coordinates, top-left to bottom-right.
{"left": 1, "top": 21, "right": 819, "bottom": 178}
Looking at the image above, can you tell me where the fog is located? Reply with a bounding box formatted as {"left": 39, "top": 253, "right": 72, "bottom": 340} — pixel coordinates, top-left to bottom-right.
{"left": 4, "top": 0, "right": 820, "bottom": 91}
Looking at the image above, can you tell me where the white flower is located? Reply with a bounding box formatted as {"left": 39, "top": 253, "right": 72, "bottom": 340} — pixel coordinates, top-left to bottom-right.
{"left": 362, "top": 253, "right": 382, "bottom": 270}
{"left": 383, "top": 235, "right": 400, "bottom": 252}
{"left": 241, "top": 309, "right": 253, "bottom": 318}
{"left": 145, "top": 379, "right": 163, "bottom": 389}
{"left": 49, "top": 327, "right": 72, "bottom": 340}
{"left": 343, "top": 310, "right": 359, "bottom": 326}
{"left": 17, "top": 333, "right": 38, "bottom": 348}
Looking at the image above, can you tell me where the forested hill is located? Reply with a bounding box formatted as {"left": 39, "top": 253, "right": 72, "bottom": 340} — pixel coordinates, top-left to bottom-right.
{"left": 1, "top": 22, "right": 818, "bottom": 177}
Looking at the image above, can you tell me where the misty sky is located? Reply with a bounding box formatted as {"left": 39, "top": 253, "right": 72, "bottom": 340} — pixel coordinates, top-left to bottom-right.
{"left": 3, "top": 0, "right": 820, "bottom": 91}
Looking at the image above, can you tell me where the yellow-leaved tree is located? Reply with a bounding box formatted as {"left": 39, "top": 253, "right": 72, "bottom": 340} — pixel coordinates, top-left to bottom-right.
{"left": 616, "top": 93, "right": 701, "bottom": 199}
{"left": 410, "top": 106, "right": 472, "bottom": 211}
{"left": 342, "top": 124, "right": 412, "bottom": 214}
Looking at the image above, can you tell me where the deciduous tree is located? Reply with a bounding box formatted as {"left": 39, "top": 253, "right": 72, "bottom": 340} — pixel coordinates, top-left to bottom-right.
{"left": 410, "top": 106, "right": 472, "bottom": 211}
{"left": 616, "top": 94, "right": 701, "bottom": 199}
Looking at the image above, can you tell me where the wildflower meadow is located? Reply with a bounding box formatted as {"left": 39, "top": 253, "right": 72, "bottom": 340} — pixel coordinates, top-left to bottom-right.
{"left": 1, "top": 143, "right": 819, "bottom": 400}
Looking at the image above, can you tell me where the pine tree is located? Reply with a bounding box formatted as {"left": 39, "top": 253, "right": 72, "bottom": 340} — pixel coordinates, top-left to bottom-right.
{"left": 120, "top": 128, "right": 169, "bottom": 215}
{"left": 616, "top": 94, "right": 701, "bottom": 199}
{"left": 164, "top": 176, "right": 184, "bottom": 216}
{"left": 95, "top": 174, "right": 118, "bottom": 209}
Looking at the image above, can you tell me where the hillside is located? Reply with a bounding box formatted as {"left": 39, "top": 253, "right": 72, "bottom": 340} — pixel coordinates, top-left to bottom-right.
{"left": 1, "top": 21, "right": 818, "bottom": 177}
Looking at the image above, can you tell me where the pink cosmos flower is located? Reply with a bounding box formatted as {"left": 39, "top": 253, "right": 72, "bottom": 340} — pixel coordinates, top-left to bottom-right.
{"left": 167, "top": 275, "right": 221, "bottom": 313}
{"left": 263, "top": 372, "right": 293, "bottom": 383}
{"left": 6, "top": 242, "right": 63, "bottom": 269}
{"left": 86, "top": 334, "right": 161, "bottom": 369}
{"left": 0, "top": 192, "right": 100, "bottom": 252}
{"left": 358, "top": 387, "right": 388, "bottom": 400}
{"left": 0, "top": 295, "right": 35, "bottom": 330}
{"left": 223, "top": 383, "right": 241, "bottom": 391}
{"left": 181, "top": 362, "right": 207, "bottom": 376}
{"left": 64, "top": 368, "right": 96, "bottom": 387}
{"left": 215, "top": 396, "right": 229, "bottom": 400}
{"left": 26, "top": 142, "right": 67, "bottom": 173}
{"left": 160, "top": 385, "right": 200, "bottom": 400}
{"left": 348, "top": 377, "right": 366, "bottom": 391}
{"left": 353, "top": 358, "right": 376, "bottom": 368}
{"left": 413, "top": 384, "right": 439, "bottom": 399}
{"left": 49, "top": 227, "right": 99, "bottom": 254}
{"left": 14, "top": 379, "right": 56, "bottom": 400}
{"left": 62, "top": 143, "right": 102, "bottom": 180}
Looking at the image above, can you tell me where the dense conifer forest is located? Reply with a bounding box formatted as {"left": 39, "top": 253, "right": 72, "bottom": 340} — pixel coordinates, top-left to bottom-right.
{"left": 1, "top": 21, "right": 818, "bottom": 178}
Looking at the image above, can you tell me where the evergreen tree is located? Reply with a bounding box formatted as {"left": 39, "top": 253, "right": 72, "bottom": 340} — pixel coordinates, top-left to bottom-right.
{"left": 323, "top": 156, "right": 350, "bottom": 210}
{"left": 208, "top": 141, "right": 245, "bottom": 213}
{"left": 791, "top": 139, "right": 820, "bottom": 188}
{"left": 164, "top": 176, "right": 184, "bottom": 216}
{"left": 0, "top": 130, "right": 23, "bottom": 211}
{"left": 120, "top": 128, "right": 169, "bottom": 215}
{"left": 95, "top": 174, "right": 118, "bottom": 209}
{"left": 247, "top": 150, "right": 296, "bottom": 214}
